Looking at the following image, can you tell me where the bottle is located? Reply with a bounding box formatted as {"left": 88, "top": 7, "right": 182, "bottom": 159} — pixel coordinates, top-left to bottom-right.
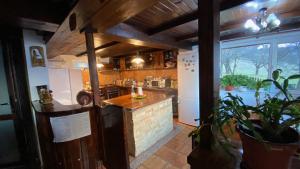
{"left": 131, "top": 85, "right": 136, "bottom": 97}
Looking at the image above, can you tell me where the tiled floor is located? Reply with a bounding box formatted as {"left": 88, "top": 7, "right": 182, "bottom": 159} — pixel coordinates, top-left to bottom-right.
{"left": 137, "top": 122, "right": 194, "bottom": 169}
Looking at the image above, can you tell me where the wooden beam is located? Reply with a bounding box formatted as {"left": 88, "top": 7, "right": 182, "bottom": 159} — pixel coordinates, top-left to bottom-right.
{"left": 76, "top": 41, "right": 120, "bottom": 56}
{"left": 221, "top": 17, "right": 300, "bottom": 41}
{"left": 84, "top": 28, "right": 101, "bottom": 106}
{"left": 47, "top": 0, "right": 160, "bottom": 58}
{"left": 147, "top": 0, "right": 251, "bottom": 35}
{"left": 147, "top": 11, "right": 198, "bottom": 35}
{"left": 221, "top": 10, "right": 300, "bottom": 31}
{"left": 0, "top": 17, "right": 59, "bottom": 32}
{"left": 105, "top": 23, "right": 192, "bottom": 50}
{"left": 198, "top": 0, "right": 220, "bottom": 148}
{"left": 176, "top": 32, "right": 198, "bottom": 41}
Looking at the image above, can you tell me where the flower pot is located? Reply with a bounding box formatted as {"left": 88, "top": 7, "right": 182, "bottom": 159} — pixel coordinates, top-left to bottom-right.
{"left": 238, "top": 125, "right": 299, "bottom": 169}
{"left": 225, "top": 85, "right": 234, "bottom": 91}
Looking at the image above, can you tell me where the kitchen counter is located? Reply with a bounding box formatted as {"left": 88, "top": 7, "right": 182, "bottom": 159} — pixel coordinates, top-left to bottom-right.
{"left": 32, "top": 100, "right": 93, "bottom": 116}
{"left": 102, "top": 91, "right": 174, "bottom": 157}
{"left": 102, "top": 90, "right": 173, "bottom": 110}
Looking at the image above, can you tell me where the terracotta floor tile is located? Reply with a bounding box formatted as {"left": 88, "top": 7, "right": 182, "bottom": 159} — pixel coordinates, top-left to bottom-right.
{"left": 177, "top": 140, "right": 192, "bottom": 156}
{"left": 165, "top": 138, "right": 185, "bottom": 151}
{"left": 142, "top": 155, "right": 168, "bottom": 169}
{"left": 164, "top": 164, "right": 180, "bottom": 169}
{"left": 138, "top": 121, "right": 193, "bottom": 169}
{"left": 155, "top": 146, "right": 187, "bottom": 168}
{"left": 137, "top": 165, "right": 148, "bottom": 169}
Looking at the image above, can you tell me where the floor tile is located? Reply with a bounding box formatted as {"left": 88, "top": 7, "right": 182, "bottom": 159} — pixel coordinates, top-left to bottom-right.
{"left": 142, "top": 155, "right": 168, "bottom": 169}
{"left": 137, "top": 121, "right": 194, "bottom": 169}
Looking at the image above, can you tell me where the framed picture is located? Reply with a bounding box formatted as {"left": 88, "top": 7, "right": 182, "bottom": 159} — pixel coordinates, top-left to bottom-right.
{"left": 30, "top": 46, "right": 45, "bottom": 67}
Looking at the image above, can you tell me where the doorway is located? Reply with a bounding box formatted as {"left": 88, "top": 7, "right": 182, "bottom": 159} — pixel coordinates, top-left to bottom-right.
{"left": 0, "top": 29, "right": 40, "bottom": 169}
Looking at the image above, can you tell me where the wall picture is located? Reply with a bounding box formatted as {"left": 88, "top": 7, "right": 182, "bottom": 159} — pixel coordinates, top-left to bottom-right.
{"left": 30, "top": 46, "right": 45, "bottom": 67}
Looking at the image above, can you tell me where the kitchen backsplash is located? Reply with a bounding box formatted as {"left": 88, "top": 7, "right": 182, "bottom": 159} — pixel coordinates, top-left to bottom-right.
{"left": 120, "top": 68, "right": 177, "bottom": 82}
{"left": 81, "top": 68, "right": 177, "bottom": 87}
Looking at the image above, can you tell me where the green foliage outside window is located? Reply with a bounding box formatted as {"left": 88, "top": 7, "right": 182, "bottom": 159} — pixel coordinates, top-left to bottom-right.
{"left": 221, "top": 75, "right": 270, "bottom": 90}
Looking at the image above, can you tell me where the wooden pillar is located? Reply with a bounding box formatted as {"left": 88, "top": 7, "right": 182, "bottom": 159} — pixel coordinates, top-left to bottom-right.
{"left": 84, "top": 27, "right": 101, "bottom": 106}
{"left": 198, "top": 0, "right": 220, "bottom": 148}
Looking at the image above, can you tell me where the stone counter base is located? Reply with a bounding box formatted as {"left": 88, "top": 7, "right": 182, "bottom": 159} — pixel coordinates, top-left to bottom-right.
{"left": 125, "top": 98, "right": 173, "bottom": 157}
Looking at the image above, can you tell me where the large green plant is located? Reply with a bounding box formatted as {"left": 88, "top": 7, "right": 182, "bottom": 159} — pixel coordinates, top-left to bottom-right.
{"left": 190, "top": 69, "right": 300, "bottom": 146}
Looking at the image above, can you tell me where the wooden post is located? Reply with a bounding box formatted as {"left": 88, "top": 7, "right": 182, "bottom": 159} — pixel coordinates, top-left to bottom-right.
{"left": 84, "top": 27, "right": 101, "bottom": 106}
{"left": 198, "top": 0, "right": 220, "bottom": 148}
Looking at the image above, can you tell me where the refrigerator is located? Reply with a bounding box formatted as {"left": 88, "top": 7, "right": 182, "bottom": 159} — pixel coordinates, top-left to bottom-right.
{"left": 177, "top": 46, "right": 200, "bottom": 126}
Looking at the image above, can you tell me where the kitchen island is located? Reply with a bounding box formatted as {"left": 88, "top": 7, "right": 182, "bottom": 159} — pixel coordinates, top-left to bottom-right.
{"left": 102, "top": 91, "right": 174, "bottom": 157}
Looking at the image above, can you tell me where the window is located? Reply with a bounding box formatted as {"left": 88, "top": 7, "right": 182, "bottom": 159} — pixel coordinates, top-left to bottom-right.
{"left": 221, "top": 44, "right": 270, "bottom": 79}
{"left": 277, "top": 42, "right": 300, "bottom": 91}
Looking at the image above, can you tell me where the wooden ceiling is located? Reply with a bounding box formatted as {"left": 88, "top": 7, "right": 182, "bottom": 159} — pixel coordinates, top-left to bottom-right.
{"left": 125, "top": 0, "right": 300, "bottom": 42}
{"left": 44, "top": 0, "right": 300, "bottom": 59}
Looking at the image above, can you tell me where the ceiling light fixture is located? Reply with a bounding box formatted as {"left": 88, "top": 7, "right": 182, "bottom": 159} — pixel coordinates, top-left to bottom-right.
{"left": 97, "top": 63, "right": 104, "bottom": 68}
{"left": 244, "top": 7, "right": 281, "bottom": 33}
{"left": 131, "top": 51, "right": 144, "bottom": 64}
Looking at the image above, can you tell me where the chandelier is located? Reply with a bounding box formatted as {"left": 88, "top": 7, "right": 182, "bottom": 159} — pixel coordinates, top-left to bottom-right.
{"left": 244, "top": 7, "right": 281, "bottom": 33}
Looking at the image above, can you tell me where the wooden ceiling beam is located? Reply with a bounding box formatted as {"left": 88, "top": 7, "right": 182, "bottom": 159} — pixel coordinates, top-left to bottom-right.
{"left": 146, "top": 11, "right": 198, "bottom": 35}
{"left": 177, "top": 9, "right": 300, "bottom": 42}
{"left": 105, "top": 23, "right": 192, "bottom": 50}
{"left": 146, "top": 0, "right": 252, "bottom": 35}
{"left": 220, "top": 21, "right": 300, "bottom": 41}
{"left": 47, "top": 0, "right": 160, "bottom": 58}
{"left": 0, "top": 17, "right": 59, "bottom": 32}
{"left": 176, "top": 32, "right": 198, "bottom": 41}
{"left": 76, "top": 41, "right": 120, "bottom": 56}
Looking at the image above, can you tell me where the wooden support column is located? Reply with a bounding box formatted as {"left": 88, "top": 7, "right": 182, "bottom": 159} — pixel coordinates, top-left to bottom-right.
{"left": 198, "top": 0, "right": 220, "bottom": 148}
{"left": 84, "top": 27, "right": 101, "bottom": 106}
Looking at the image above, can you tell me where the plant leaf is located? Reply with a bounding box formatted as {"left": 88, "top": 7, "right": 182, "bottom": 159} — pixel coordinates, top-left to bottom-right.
{"left": 272, "top": 69, "right": 281, "bottom": 81}
{"left": 288, "top": 74, "right": 300, "bottom": 80}
{"left": 283, "top": 79, "right": 289, "bottom": 90}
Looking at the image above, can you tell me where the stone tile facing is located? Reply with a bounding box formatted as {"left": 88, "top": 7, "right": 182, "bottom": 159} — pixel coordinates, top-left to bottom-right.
{"left": 126, "top": 98, "right": 174, "bottom": 157}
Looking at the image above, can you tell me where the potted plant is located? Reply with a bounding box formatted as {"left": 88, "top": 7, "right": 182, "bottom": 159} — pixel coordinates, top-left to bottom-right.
{"left": 221, "top": 75, "right": 235, "bottom": 91}
{"left": 190, "top": 69, "right": 300, "bottom": 169}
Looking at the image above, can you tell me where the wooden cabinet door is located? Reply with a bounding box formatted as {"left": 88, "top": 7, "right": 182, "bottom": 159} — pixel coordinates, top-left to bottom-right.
{"left": 54, "top": 140, "right": 82, "bottom": 169}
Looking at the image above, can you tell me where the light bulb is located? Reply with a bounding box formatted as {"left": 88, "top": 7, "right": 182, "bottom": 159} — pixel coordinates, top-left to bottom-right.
{"left": 131, "top": 57, "right": 145, "bottom": 64}
{"left": 245, "top": 2, "right": 258, "bottom": 9}
{"left": 273, "top": 19, "right": 281, "bottom": 27}
{"left": 244, "top": 19, "right": 260, "bottom": 32}
{"left": 244, "top": 19, "right": 255, "bottom": 29}
{"left": 97, "top": 63, "right": 104, "bottom": 68}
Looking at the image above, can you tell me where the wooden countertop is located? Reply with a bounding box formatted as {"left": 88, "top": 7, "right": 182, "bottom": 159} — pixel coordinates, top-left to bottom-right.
{"left": 32, "top": 100, "right": 93, "bottom": 117}
{"left": 116, "top": 85, "right": 177, "bottom": 93}
{"left": 102, "top": 91, "right": 173, "bottom": 111}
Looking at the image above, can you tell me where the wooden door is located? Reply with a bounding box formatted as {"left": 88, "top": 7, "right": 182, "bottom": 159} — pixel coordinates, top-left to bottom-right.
{"left": 0, "top": 41, "right": 23, "bottom": 168}
{"left": 0, "top": 29, "right": 40, "bottom": 169}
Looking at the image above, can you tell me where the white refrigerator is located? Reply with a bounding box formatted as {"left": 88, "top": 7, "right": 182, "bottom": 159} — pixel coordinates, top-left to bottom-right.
{"left": 178, "top": 46, "right": 200, "bottom": 126}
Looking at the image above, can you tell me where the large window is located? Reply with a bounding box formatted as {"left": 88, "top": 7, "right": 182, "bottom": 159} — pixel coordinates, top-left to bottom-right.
{"left": 221, "top": 31, "right": 300, "bottom": 98}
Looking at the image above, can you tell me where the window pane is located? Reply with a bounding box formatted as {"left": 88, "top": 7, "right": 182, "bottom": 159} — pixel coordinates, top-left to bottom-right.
{"left": 277, "top": 42, "right": 300, "bottom": 91}
{"left": 0, "top": 120, "right": 20, "bottom": 164}
{"left": 0, "top": 42, "right": 13, "bottom": 115}
{"left": 220, "top": 44, "right": 271, "bottom": 106}
{"left": 221, "top": 44, "right": 270, "bottom": 79}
